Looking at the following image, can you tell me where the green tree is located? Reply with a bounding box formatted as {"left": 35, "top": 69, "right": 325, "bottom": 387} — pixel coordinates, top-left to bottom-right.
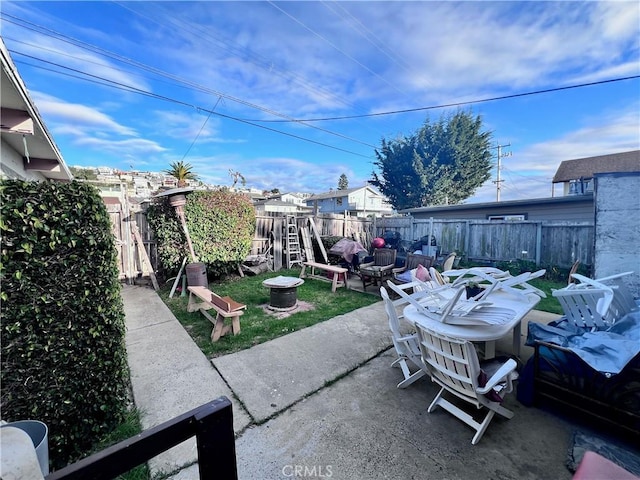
{"left": 69, "top": 166, "right": 97, "bottom": 180}
{"left": 164, "top": 161, "right": 197, "bottom": 187}
{"left": 370, "top": 111, "right": 493, "bottom": 210}
{"left": 338, "top": 173, "right": 349, "bottom": 190}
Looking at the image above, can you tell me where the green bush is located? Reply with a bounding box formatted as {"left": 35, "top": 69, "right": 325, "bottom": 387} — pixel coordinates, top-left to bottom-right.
{"left": 145, "top": 196, "right": 190, "bottom": 279}
{"left": 0, "top": 180, "right": 129, "bottom": 469}
{"left": 147, "top": 190, "right": 255, "bottom": 279}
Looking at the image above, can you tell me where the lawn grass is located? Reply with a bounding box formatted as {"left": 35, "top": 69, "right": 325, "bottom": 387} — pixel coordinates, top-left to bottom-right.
{"left": 160, "top": 268, "right": 380, "bottom": 357}
{"left": 160, "top": 267, "right": 566, "bottom": 358}
{"left": 91, "top": 407, "right": 150, "bottom": 480}
{"left": 528, "top": 277, "right": 565, "bottom": 314}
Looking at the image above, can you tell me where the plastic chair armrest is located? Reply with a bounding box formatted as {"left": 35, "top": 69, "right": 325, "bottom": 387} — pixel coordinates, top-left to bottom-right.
{"left": 476, "top": 359, "right": 517, "bottom": 393}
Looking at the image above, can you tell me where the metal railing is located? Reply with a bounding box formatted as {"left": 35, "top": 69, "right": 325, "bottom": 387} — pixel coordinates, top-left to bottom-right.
{"left": 46, "top": 397, "right": 237, "bottom": 480}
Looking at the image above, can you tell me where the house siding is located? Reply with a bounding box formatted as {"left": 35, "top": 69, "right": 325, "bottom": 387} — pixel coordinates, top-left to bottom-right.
{"left": 0, "top": 138, "right": 46, "bottom": 181}
{"left": 406, "top": 195, "right": 594, "bottom": 222}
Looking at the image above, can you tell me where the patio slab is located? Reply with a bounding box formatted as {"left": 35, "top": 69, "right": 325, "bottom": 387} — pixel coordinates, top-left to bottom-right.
{"left": 212, "top": 302, "right": 390, "bottom": 422}
{"left": 122, "top": 285, "right": 252, "bottom": 476}
{"left": 122, "top": 284, "right": 638, "bottom": 480}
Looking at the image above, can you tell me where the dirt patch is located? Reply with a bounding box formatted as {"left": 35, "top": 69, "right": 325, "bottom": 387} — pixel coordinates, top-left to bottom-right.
{"left": 260, "top": 300, "right": 315, "bottom": 319}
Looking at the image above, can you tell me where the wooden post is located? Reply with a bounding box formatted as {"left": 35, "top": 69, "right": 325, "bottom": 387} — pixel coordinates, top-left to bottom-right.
{"left": 131, "top": 220, "right": 159, "bottom": 291}
{"left": 169, "top": 257, "right": 188, "bottom": 298}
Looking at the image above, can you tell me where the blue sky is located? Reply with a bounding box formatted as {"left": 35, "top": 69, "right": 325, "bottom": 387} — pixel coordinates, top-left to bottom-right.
{"left": 2, "top": 1, "right": 639, "bottom": 202}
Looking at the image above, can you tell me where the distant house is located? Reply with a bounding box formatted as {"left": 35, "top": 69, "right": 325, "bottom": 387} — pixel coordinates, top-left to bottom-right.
{"left": 253, "top": 198, "right": 300, "bottom": 214}
{"left": 552, "top": 150, "right": 639, "bottom": 196}
{"left": 403, "top": 194, "right": 595, "bottom": 222}
{"left": 306, "top": 185, "right": 394, "bottom": 217}
{"left": 1, "top": 38, "right": 72, "bottom": 181}
{"left": 271, "top": 192, "right": 309, "bottom": 207}
{"left": 403, "top": 150, "right": 640, "bottom": 223}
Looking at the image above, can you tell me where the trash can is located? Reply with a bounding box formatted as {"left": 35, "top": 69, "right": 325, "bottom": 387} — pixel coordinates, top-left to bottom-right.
{"left": 1, "top": 420, "right": 49, "bottom": 476}
{"left": 186, "top": 262, "right": 208, "bottom": 287}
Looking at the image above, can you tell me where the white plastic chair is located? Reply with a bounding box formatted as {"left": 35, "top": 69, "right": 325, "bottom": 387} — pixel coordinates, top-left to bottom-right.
{"left": 572, "top": 272, "right": 638, "bottom": 319}
{"left": 415, "top": 324, "right": 518, "bottom": 444}
{"left": 441, "top": 252, "right": 457, "bottom": 272}
{"left": 380, "top": 286, "right": 428, "bottom": 389}
{"left": 552, "top": 283, "right": 615, "bottom": 330}
{"left": 429, "top": 267, "right": 450, "bottom": 286}
{"left": 450, "top": 268, "right": 547, "bottom": 300}
{"left": 387, "top": 280, "right": 516, "bottom": 327}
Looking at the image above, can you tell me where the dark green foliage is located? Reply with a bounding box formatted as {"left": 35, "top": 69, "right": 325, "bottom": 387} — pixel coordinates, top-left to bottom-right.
{"left": 370, "top": 110, "right": 493, "bottom": 209}
{"left": 338, "top": 174, "right": 349, "bottom": 190}
{"left": 147, "top": 190, "right": 255, "bottom": 278}
{"left": 146, "top": 198, "right": 190, "bottom": 279}
{"left": 495, "top": 259, "right": 539, "bottom": 276}
{"left": 0, "top": 180, "right": 129, "bottom": 469}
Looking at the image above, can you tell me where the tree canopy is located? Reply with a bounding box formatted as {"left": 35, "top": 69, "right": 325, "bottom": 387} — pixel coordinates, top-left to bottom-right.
{"left": 370, "top": 111, "right": 493, "bottom": 210}
{"left": 338, "top": 173, "right": 349, "bottom": 190}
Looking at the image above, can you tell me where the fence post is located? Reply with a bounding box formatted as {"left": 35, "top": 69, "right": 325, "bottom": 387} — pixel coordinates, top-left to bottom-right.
{"left": 195, "top": 399, "right": 237, "bottom": 480}
{"left": 535, "top": 222, "right": 542, "bottom": 266}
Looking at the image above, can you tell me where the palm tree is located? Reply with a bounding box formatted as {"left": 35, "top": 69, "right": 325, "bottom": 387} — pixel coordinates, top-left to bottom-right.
{"left": 164, "top": 161, "right": 197, "bottom": 187}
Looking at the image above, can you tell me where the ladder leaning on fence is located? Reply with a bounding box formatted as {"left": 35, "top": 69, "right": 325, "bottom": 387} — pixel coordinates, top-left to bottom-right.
{"left": 285, "top": 215, "right": 304, "bottom": 269}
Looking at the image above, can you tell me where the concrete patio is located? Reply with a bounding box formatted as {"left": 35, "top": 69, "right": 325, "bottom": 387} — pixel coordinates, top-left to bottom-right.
{"left": 122, "top": 280, "right": 637, "bottom": 479}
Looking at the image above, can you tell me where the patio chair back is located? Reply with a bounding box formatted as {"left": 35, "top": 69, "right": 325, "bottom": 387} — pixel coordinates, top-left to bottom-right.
{"left": 372, "top": 248, "right": 397, "bottom": 267}
{"left": 415, "top": 324, "right": 517, "bottom": 444}
{"left": 442, "top": 252, "right": 456, "bottom": 272}
{"left": 380, "top": 286, "right": 428, "bottom": 389}
{"left": 572, "top": 272, "right": 639, "bottom": 319}
{"left": 552, "top": 284, "right": 615, "bottom": 330}
{"left": 404, "top": 252, "right": 434, "bottom": 271}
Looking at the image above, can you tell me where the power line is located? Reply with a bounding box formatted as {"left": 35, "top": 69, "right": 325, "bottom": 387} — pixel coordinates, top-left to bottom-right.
{"left": 1, "top": 13, "right": 377, "bottom": 148}
{"left": 10, "top": 54, "right": 374, "bottom": 159}
{"left": 267, "top": 0, "right": 411, "bottom": 99}
{"left": 112, "top": 1, "right": 375, "bottom": 119}
{"left": 180, "top": 96, "right": 222, "bottom": 162}
{"left": 248, "top": 75, "right": 640, "bottom": 122}
{"left": 321, "top": 0, "right": 433, "bottom": 88}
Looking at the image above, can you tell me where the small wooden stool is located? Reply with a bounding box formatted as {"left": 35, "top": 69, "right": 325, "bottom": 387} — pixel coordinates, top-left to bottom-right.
{"left": 187, "top": 286, "right": 246, "bottom": 342}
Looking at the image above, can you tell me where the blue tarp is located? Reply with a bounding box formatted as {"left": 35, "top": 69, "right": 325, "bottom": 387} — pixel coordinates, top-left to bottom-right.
{"left": 526, "top": 311, "right": 640, "bottom": 375}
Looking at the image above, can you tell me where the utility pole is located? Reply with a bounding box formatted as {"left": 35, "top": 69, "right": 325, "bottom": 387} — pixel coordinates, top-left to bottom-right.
{"left": 492, "top": 143, "right": 512, "bottom": 202}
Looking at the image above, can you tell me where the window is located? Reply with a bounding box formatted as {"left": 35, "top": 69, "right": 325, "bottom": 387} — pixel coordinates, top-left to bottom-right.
{"left": 336, "top": 197, "right": 343, "bottom": 206}
{"left": 487, "top": 214, "right": 526, "bottom": 221}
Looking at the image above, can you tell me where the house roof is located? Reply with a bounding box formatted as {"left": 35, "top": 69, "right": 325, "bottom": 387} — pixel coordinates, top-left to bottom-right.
{"left": 1, "top": 38, "right": 73, "bottom": 181}
{"left": 401, "top": 193, "right": 593, "bottom": 214}
{"left": 552, "top": 150, "right": 639, "bottom": 183}
{"left": 306, "top": 185, "right": 381, "bottom": 201}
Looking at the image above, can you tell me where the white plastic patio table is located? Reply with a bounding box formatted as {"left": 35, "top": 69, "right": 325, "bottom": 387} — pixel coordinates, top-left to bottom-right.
{"left": 403, "top": 290, "right": 541, "bottom": 359}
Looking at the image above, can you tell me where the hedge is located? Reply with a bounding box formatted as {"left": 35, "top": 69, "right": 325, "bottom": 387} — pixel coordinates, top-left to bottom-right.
{"left": 147, "top": 189, "right": 256, "bottom": 278}
{"left": 0, "top": 180, "right": 129, "bottom": 469}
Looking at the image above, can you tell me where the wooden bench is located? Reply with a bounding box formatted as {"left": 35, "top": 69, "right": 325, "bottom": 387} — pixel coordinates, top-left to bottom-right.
{"left": 300, "top": 261, "right": 349, "bottom": 293}
{"left": 187, "top": 286, "right": 246, "bottom": 342}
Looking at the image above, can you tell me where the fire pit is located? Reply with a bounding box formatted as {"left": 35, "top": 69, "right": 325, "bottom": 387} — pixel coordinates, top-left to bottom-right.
{"left": 262, "top": 276, "right": 305, "bottom": 311}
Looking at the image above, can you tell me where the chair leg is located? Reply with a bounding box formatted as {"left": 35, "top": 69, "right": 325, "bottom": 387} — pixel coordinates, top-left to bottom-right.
{"left": 397, "top": 369, "right": 427, "bottom": 389}
{"left": 471, "top": 410, "right": 496, "bottom": 445}
{"left": 428, "top": 388, "right": 446, "bottom": 413}
{"left": 391, "top": 357, "right": 427, "bottom": 388}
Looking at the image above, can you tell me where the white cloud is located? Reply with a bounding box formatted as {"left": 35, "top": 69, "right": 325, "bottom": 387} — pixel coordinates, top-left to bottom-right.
{"left": 75, "top": 137, "right": 167, "bottom": 154}
{"left": 181, "top": 154, "right": 365, "bottom": 192}
{"left": 151, "top": 110, "right": 245, "bottom": 144}
{"left": 33, "top": 92, "right": 137, "bottom": 136}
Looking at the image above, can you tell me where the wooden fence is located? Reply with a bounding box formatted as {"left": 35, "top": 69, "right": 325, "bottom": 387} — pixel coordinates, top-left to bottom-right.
{"left": 374, "top": 217, "right": 594, "bottom": 268}
{"left": 106, "top": 199, "right": 156, "bottom": 283}
{"left": 110, "top": 208, "right": 374, "bottom": 277}
{"left": 110, "top": 203, "right": 592, "bottom": 277}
